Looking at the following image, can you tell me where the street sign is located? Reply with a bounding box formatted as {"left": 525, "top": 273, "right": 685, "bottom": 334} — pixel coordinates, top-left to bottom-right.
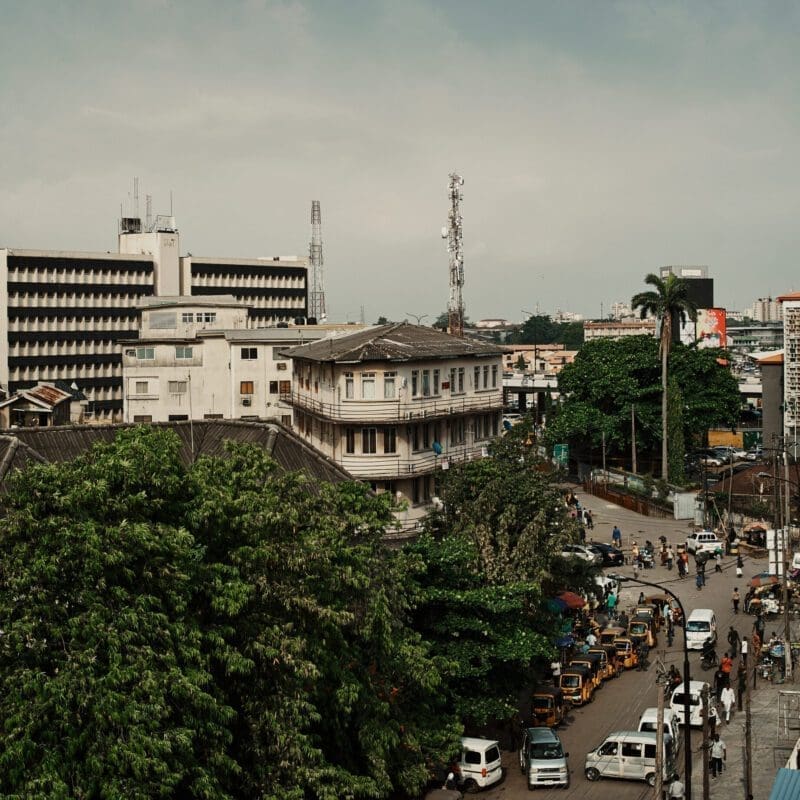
{"left": 554, "top": 444, "right": 569, "bottom": 466}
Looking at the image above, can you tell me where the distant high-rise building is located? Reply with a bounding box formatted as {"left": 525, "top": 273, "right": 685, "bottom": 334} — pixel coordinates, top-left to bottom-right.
{"left": 749, "top": 297, "right": 782, "bottom": 322}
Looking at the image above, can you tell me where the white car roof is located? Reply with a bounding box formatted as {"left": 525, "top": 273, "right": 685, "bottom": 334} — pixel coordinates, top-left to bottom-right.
{"left": 461, "top": 736, "right": 500, "bottom": 750}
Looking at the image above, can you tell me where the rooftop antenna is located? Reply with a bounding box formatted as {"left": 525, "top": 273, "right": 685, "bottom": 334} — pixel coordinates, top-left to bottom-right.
{"left": 145, "top": 194, "right": 153, "bottom": 231}
{"left": 442, "top": 173, "right": 465, "bottom": 337}
{"left": 308, "top": 200, "right": 327, "bottom": 322}
{"left": 133, "top": 177, "right": 140, "bottom": 220}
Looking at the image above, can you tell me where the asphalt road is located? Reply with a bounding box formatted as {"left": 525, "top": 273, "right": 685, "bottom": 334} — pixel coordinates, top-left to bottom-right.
{"left": 476, "top": 494, "right": 762, "bottom": 800}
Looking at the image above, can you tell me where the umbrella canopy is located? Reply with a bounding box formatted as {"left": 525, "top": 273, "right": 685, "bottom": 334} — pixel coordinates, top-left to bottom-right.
{"left": 750, "top": 573, "right": 780, "bottom": 588}
{"left": 557, "top": 591, "right": 587, "bottom": 610}
{"left": 744, "top": 522, "right": 768, "bottom": 533}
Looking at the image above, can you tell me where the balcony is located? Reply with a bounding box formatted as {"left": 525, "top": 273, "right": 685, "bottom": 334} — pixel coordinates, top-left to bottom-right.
{"left": 339, "top": 442, "right": 490, "bottom": 479}
{"left": 284, "top": 390, "right": 503, "bottom": 423}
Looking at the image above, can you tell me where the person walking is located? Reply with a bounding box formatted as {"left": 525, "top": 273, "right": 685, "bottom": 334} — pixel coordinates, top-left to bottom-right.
{"left": 736, "top": 553, "right": 744, "bottom": 578}
{"left": 668, "top": 774, "right": 685, "bottom": 799}
{"left": 732, "top": 587, "right": 741, "bottom": 615}
{"left": 631, "top": 541, "right": 639, "bottom": 565}
{"left": 727, "top": 626, "right": 740, "bottom": 658}
{"left": 606, "top": 591, "right": 617, "bottom": 619}
{"left": 666, "top": 545, "right": 674, "bottom": 570}
{"left": 714, "top": 549, "right": 723, "bottom": 573}
{"left": 710, "top": 734, "right": 726, "bottom": 777}
{"left": 721, "top": 652, "right": 733, "bottom": 683}
{"left": 612, "top": 525, "right": 622, "bottom": 548}
{"left": 720, "top": 685, "right": 736, "bottom": 723}
{"left": 677, "top": 550, "right": 686, "bottom": 578}
{"left": 741, "top": 636, "right": 749, "bottom": 666}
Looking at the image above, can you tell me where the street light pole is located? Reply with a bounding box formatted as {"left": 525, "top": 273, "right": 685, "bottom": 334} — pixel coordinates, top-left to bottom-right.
{"left": 610, "top": 573, "right": 691, "bottom": 798}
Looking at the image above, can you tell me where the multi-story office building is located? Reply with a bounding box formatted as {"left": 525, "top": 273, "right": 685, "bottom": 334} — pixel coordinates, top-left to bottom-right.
{"left": 0, "top": 214, "right": 308, "bottom": 420}
{"left": 285, "top": 323, "right": 504, "bottom": 514}
{"left": 583, "top": 319, "right": 656, "bottom": 341}
{"left": 122, "top": 296, "right": 354, "bottom": 424}
{"left": 749, "top": 297, "right": 783, "bottom": 323}
{"left": 778, "top": 293, "right": 800, "bottom": 452}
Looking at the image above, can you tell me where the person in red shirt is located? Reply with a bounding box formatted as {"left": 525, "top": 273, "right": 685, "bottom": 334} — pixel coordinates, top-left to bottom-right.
{"left": 720, "top": 653, "right": 733, "bottom": 687}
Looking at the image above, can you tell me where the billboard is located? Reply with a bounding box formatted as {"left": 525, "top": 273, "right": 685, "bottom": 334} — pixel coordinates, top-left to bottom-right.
{"left": 696, "top": 308, "right": 726, "bottom": 349}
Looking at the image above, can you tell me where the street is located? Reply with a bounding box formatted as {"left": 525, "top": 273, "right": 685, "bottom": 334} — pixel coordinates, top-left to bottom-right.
{"left": 477, "top": 492, "right": 761, "bottom": 800}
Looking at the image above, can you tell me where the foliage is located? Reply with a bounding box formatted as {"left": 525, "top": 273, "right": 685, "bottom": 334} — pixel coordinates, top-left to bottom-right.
{"left": 631, "top": 272, "right": 698, "bottom": 478}
{"left": 0, "top": 428, "right": 454, "bottom": 800}
{"left": 375, "top": 315, "right": 390, "bottom": 324}
{"left": 406, "top": 424, "right": 591, "bottom": 725}
{"left": 433, "top": 311, "right": 470, "bottom": 331}
{"left": 545, "top": 337, "right": 741, "bottom": 473}
{"left": 512, "top": 316, "right": 584, "bottom": 349}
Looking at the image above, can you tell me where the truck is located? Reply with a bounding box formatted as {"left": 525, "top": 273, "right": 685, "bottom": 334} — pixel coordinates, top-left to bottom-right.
{"left": 685, "top": 530, "right": 722, "bottom": 555}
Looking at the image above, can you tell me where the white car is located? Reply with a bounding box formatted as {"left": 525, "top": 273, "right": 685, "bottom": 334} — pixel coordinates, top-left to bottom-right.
{"left": 685, "top": 531, "right": 722, "bottom": 555}
{"left": 561, "top": 544, "right": 602, "bottom": 565}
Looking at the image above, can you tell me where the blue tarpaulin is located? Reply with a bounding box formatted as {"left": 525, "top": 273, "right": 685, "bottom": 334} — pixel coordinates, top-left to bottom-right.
{"left": 769, "top": 768, "right": 800, "bottom": 800}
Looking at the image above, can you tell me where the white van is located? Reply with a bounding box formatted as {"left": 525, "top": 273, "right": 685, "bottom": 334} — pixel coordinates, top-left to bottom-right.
{"left": 670, "top": 681, "right": 711, "bottom": 727}
{"left": 458, "top": 737, "right": 503, "bottom": 791}
{"left": 685, "top": 608, "right": 717, "bottom": 650}
{"left": 519, "top": 727, "right": 569, "bottom": 789}
{"left": 585, "top": 731, "right": 675, "bottom": 786}
{"left": 638, "top": 707, "right": 682, "bottom": 753}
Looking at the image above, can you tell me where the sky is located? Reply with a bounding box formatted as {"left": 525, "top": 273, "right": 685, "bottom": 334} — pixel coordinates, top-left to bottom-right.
{"left": 1, "top": 1, "right": 799, "bottom": 324}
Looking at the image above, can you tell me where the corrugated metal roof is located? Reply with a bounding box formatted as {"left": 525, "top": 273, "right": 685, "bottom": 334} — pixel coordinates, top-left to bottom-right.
{"left": 285, "top": 322, "right": 503, "bottom": 364}
{"left": 769, "top": 768, "right": 800, "bottom": 800}
{"left": 0, "top": 421, "right": 351, "bottom": 496}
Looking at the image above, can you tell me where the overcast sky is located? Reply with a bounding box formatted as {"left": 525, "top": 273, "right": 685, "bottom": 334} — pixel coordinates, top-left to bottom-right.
{"left": 2, "top": 1, "right": 799, "bottom": 323}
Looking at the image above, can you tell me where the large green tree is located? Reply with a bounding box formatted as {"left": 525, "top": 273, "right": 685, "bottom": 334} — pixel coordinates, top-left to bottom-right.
{"left": 0, "top": 428, "right": 455, "bottom": 800}
{"left": 546, "top": 336, "right": 739, "bottom": 475}
{"left": 632, "top": 273, "right": 698, "bottom": 479}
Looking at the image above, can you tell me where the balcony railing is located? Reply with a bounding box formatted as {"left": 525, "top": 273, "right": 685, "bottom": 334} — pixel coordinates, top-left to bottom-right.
{"left": 339, "top": 442, "right": 490, "bottom": 479}
{"left": 283, "top": 390, "right": 503, "bottom": 423}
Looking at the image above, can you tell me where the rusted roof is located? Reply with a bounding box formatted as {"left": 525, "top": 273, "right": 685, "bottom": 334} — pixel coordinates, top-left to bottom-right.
{"left": 757, "top": 352, "right": 784, "bottom": 364}
{"left": 0, "top": 420, "right": 351, "bottom": 495}
{"left": 776, "top": 292, "right": 800, "bottom": 302}
{"left": 284, "top": 322, "right": 503, "bottom": 364}
{"left": 0, "top": 384, "right": 73, "bottom": 410}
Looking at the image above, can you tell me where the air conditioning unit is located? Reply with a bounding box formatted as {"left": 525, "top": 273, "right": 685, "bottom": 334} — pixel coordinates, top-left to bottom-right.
{"left": 242, "top": 397, "right": 252, "bottom": 406}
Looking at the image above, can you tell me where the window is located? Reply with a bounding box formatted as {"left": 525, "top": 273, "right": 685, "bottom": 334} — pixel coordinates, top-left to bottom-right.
{"left": 150, "top": 311, "right": 177, "bottom": 329}
{"left": 598, "top": 741, "right": 618, "bottom": 757}
{"left": 168, "top": 414, "right": 189, "bottom": 421}
{"left": 433, "top": 369, "right": 440, "bottom": 395}
{"left": 384, "top": 427, "right": 397, "bottom": 453}
{"left": 269, "top": 381, "right": 279, "bottom": 394}
{"left": 175, "top": 346, "right": 193, "bottom": 359}
{"left": 643, "top": 744, "right": 657, "bottom": 759}
{"left": 345, "top": 428, "right": 356, "bottom": 454}
{"left": 621, "top": 742, "right": 642, "bottom": 758}
{"left": 345, "top": 372, "right": 354, "bottom": 399}
{"left": 276, "top": 362, "right": 288, "bottom": 370}
{"left": 240, "top": 381, "right": 254, "bottom": 395}
{"left": 182, "top": 312, "right": 194, "bottom": 323}
{"left": 362, "top": 372, "right": 376, "bottom": 400}
{"left": 384, "top": 371, "right": 396, "bottom": 399}
{"left": 412, "top": 425, "right": 420, "bottom": 451}
{"left": 198, "top": 312, "right": 216, "bottom": 323}
{"left": 203, "top": 413, "right": 224, "bottom": 419}
{"left": 279, "top": 381, "right": 290, "bottom": 395}
{"left": 168, "top": 380, "right": 187, "bottom": 394}
{"left": 133, "top": 415, "right": 152, "bottom": 423}
{"left": 457, "top": 367, "right": 464, "bottom": 393}
{"left": 241, "top": 347, "right": 258, "bottom": 360}
{"left": 280, "top": 414, "right": 292, "bottom": 426}
{"left": 136, "top": 347, "right": 154, "bottom": 360}
{"left": 450, "top": 367, "right": 456, "bottom": 390}
{"left": 422, "top": 423, "right": 431, "bottom": 449}
{"left": 491, "top": 364, "right": 498, "bottom": 387}
{"left": 474, "top": 366, "right": 480, "bottom": 390}
{"left": 362, "top": 427, "right": 377, "bottom": 454}
{"left": 421, "top": 369, "right": 430, "bottom": 396}
{"left": 135, "top": 381, "right": 149, "bottom": 394}
{"left": 411, "top": 370, "right": 419, "bottom": 397}
{"left": 450, "top": 419, "right": 465, "bottom": 446}
{"left": 483, "top": 365, "right": 489, "bottom": 388}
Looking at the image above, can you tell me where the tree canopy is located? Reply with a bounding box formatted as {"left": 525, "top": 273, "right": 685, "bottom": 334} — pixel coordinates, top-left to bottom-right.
{"left": 545, "top": 336, "right": 740, "bottom": 474}
{"left": 512, "top": 315, "right": 584, "bottom": 350}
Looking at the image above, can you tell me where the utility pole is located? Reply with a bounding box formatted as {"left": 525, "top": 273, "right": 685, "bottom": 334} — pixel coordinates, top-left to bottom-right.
{"left": 443, "top": 173, "right": 465, "bottom": 337}
{"left": 701, "top": 686, "right": 710, "bottom": 800}
{"left": 744, "top": 657, "right": 753, "bottom": 798}
{"left": 631, "top": 405, "right": 638, "bottom": 474}
{"left": 602, "top": 430, "right": 607, "bottom": 484}
{"left": 655, "top": 673, "right": 665, "bottom": 800}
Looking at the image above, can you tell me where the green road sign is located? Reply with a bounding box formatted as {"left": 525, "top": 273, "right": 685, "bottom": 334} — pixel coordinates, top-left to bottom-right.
{"left": 553, "top": 444, "right": 569, "bottom": 465}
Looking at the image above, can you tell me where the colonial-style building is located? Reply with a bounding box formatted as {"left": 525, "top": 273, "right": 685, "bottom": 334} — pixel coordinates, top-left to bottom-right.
{"left": 284, "top": 323, "right": 504, "bottom": 514}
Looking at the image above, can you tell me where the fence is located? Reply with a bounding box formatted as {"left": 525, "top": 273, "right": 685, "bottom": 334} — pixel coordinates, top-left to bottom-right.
{"left": 583, "top": 477, "right": 673, "bottom": 519}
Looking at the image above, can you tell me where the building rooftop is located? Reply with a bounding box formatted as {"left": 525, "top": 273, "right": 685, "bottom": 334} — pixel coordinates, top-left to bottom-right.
{"left": 284, "top": 322, "right": 504, "bottom": 364}
{"left": 138, "top": 295, "right": 242, "bottom": 309}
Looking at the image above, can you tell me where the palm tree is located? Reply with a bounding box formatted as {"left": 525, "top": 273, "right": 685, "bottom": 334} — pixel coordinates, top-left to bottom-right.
{"left": 631, "top": 272, "right": 698, "bottom": 480}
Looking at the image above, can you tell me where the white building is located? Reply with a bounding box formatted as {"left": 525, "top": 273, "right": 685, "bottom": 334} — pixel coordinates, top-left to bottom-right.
{"left": 778, "top": 293, "right": 800, "bottom": 452}
{"left": 285, "top": 323, "right": 504, "bottom": 513}
{"left": 0, "top": 212, "right": 308, "bottom": 421}
{"left": 583, "top": 319, "right": 656, "bottom": 341}
{"left": 748, "top": 297, "right": 783, "bottom": 323}
{"left": 122, "top": 296, "right": 347, "bottom": 424}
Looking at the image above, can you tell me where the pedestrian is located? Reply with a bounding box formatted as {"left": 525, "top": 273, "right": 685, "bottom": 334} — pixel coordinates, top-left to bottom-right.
{"left": 741, "top": 636, "right": 749, "bottom": 665}
{"left": 696, "top": 570, "right": 703, "bottom": 590}
{"left": 727, "top": 627, "right": 740, "bottom": 658}
{"left": 721, "top": 652, "right": 733, "bottom": 681}
{"left": 710, "top": 734, "right": 726, "bottom": 777}
{"left": 666, "top": 545, "right": 674, "bottom": 570}
{"left": 714, "top": 549, "right": 723, "bottom": 573}
{"left": 631, "top": 541, "right": 639, "bottom": 565}
{"left": 618, "top": 610, "right": 628, "bottom": 629}
{"left": 606, "top": 591, "right": 617, "bottom": 619}
{"left": 579, "top": 525, "right": 586, "bottom": 543}
{"left": 638, "top": 591, "right": 646, "bottom": 605}
{"left": 667, "top": 614, "right": 675, "bottom": 646}
{"left": 752, "top": 630, "right": 762, "bottom": 664}
{"left": 668, "top": 774, "right": 685, "bottom": 799}
{"left": 586, "top": 630, "right": 597, "bottom": 647}
{"left": 708, "top": 703, "right": 718, "bottom": 737}
{"left": 677, "top": 551, "right": 686, "bottom": 578}
{"left": 633, "top": 557, "right": 640, "bottom": 579}
{"left": 720, "top": 685, "right": 736, "bottom": 723}
{"left": 754, "top": 613, "right": 765, "bottom": 640}
{"left": 551, "top": 659, "right": 561, "bottom": 686}
{"left": 732, "top": 587, "right": 741, "bottom": 615}
{"left": 736, "top": 553, "right": 744, "bottom": 578}
{"left": 612, "top": 525, "right": 622, "bottom": 548}
{"left": 585, "top": 509, "right": 594, "bottom": 529}
{"left": 714, "top": 667, "right": 726, "bottom": 701}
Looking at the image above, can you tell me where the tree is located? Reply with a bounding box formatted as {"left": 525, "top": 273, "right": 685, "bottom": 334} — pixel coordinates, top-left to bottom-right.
{"left": 406, "top": 425, "right": 590, "bottom": 726}
{"left": 375, "top": 315, "right": 390, "bottom": 324}
{"left": 546, "top": 337, "right": 740, "bottom": 475}
{"left": 514, "top": 314, "right": 558, "bottom": 346}
{"left": 433, "top": 311, "right": 469, "bottom": 331}
{"left": 0, "top": 428, "right": 455, "bottom": 800}
{"left": 632, "top": 273, "right": 698, "bottom": 480}
{"left": 556, "top": 321, "right": 585, "bottom": 350}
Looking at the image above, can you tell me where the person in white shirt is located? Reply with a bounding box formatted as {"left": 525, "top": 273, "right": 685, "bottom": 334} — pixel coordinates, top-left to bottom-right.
{"left": 710, "top": 735, "right": 726, "bottom": 777}
{"left": 586, "top": 631, "right": 597, "bottom": 647}
{"left": 720, "top": 685, "right": 736, "bottom": 723}
{"left": 668, "top": 774, "right": 685, "bottom": 799}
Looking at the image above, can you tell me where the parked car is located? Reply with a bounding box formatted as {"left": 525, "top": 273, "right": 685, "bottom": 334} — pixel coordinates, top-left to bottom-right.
{"left": 745, "top": 446, "right": 764, "bottom": 461}
{"left": 456, "top": 737, "right": 504, "bottom": 792}
{"left": 692, "top": 451, "right": 723, "bottom": 467}
{"left": 588, "top": 543, "right": 625, "bottom": 567}
{"left": 712, "top": 445, "right": 746, "bottom": 462}
{"left": 560, "top": 544, "right": 603, "bottom": 565}
{"left": 685, "top": 530, "right": 723, "bottom": 555}
{"left": 519, "top": 727, "right": 570, "bottom": 789}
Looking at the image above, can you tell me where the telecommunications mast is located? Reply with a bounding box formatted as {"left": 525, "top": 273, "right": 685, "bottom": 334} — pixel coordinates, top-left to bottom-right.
{"left": 442, "top": 173, "right": 465, "bottom": 337}
{"left": 308, "top": 200, "right": 326, "bottom": 322}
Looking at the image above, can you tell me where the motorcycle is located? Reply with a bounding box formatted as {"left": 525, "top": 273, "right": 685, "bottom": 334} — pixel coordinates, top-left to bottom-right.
{"left": 701, "top": 644, "right": 718, "bottom": 670}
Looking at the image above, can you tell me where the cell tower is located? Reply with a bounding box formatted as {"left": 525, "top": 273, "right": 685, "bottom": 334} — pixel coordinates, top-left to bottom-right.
{"left": 308, "top": 200, "right": 326, "bottom": 322}
{"left": 442, "top": 173, "right": 465, "bottom": 337}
